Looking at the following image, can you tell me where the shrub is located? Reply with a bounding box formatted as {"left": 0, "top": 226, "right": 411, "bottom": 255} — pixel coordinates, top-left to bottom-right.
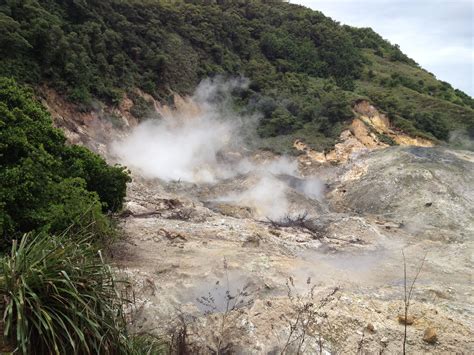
{"left": 61, "top": 145, "right": 131, "bottom": 213}
{"left": 0, "top": 78, "right": 130, "bottom": 248}
{"left": 413, "top": 112, "right": 450, "bottom": 140}
{"left": 376, "top": 132, "right": 397, "bottom": 146}
{"left": 128, "top": 91, "right": 154, "bottom": 120}
{"left": 0, "top": 233, "right": 128, "bottom": 354}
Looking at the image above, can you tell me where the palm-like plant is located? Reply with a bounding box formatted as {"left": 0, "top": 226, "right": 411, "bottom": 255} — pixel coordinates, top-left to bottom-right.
{"left": 0, "top": 233, "right": 128, "bottom": 354}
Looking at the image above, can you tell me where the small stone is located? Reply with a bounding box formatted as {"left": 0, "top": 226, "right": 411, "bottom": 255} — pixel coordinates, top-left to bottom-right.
{"left": 380, "top": 337, "right": 389, "bottom": 345}
{"left": 398, "top": 314, "right": 414, "bottom": 325}
{"left": 242, "top": 235, "right": 261, "bottom": 247}
{"left": 423, "top": 327, "right": 437, "bottom": 344}
{"left": 264, "top": 282, "right": 273, "bottom": 290}
{"left": 366, "top": 323, "right": 376, "bottom": 333}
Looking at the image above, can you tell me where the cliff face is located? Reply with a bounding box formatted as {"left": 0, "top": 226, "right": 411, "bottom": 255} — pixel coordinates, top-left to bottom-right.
{"left": 38, "top": 86, "right": 146, "bottom": 155}
{"left": 41, "top": 85, "right": 434, "bottom": 161}
{"left": 295, "top": 100, "right": 434, "bottom": 166}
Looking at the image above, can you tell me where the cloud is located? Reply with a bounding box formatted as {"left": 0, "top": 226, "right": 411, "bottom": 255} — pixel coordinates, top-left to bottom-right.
{"left": 295, "top": 0, "right": 473, "bottom": 95}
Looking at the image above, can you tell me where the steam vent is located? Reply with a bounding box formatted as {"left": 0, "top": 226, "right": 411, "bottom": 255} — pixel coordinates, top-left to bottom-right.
{"left": 1, "top": 0, "right": 472, "bottom": 353}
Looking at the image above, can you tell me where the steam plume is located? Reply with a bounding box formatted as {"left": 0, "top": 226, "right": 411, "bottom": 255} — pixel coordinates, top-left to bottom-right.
{"left": 112, "top": 78, "right": 324, "bottom": 219}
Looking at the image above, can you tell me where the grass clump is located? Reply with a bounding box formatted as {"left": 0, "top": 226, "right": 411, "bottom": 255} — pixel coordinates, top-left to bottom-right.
{"left": 0, "top": 233, "right": 129, "bottom": 354}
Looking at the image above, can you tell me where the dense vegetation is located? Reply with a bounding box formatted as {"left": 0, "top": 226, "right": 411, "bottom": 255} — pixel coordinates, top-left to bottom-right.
{"left": 1, "top": 0, "right": 473, "bottom": 151}
{"left": 0, "top": 78, "right": 130, "bottom": 250}
{"left": 0, "top": 0, "right": 472, "bottom": 352}
{"left": 0, "top": 78, "right": 165, "bottom": 353}
{"left": 0, "top": 233, "right": 166, "bottom": 354}
{"left": 1, "top": 234, "right": 126, "bottom": 354}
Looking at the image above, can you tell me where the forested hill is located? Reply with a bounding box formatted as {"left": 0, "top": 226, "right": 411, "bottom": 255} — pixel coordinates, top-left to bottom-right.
{"left": 1, "top": 0, "right": 473, "bottom": 150}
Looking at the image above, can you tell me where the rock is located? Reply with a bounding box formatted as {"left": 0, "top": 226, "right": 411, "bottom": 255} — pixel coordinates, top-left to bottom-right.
{"left": 380, "top": 337, "right": 389, "bottom": 345}
{"left": 329, "top": 147, "right": 474, "bottom": 242}
{"left": 366, "top": 323, "right": 376, "bottom": 333}
{"left": 243, "top": 235, "right": 261, "bottom": 248}
{"left": 205, "top": 202, "right": 253, "bottom": 218}
{"left": 398, "top": 314, "right": 414, "bottom": 325}
{"left": 122, "top": 201, "right": 150, "bottom": 215}
{"left": 423, "top": 327, "right": 438, "bottom": 344}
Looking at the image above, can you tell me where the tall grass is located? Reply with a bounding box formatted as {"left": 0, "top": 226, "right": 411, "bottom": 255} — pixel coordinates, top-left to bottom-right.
{"left": 0, "top": 233, "right": 129, "bottom": 354}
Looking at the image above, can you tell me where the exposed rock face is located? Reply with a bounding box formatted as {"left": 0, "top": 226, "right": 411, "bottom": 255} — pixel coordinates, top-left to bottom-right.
{"left": 295, "top": 100, "right": 434, "bottom": 165}
{"left": 38, "top": 86, "right": 153, "bottom": 154}
{"left": 329, "top": 147, "right": 474, "bottom": 242}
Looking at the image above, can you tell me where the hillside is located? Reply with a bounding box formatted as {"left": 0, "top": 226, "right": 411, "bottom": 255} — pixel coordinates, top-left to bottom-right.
{"left": 1, "top": 0, "right": 473, "bottom": 152}
{"left": 1, "top": 1, "right": 474, "bottom": 353}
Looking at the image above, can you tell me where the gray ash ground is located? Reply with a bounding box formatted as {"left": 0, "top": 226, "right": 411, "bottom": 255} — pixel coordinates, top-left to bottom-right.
{"left": 111, "top": 146, "right": 473, "bottom": 354}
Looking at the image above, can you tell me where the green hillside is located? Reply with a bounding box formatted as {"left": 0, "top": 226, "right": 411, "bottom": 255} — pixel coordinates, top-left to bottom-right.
{"left": 1, "top": 0, "right": 473, "bottom": 151}
{"left": 1, "top": 1, "right": 473, "bottom": 352}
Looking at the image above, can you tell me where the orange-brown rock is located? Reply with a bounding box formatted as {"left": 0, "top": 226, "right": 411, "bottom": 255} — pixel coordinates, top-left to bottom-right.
{"left": 295, "top": 100, "right": 433, "bottom": 165}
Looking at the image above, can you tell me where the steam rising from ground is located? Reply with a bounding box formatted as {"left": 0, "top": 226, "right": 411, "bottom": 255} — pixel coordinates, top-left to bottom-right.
{"left": 112, "top": 78, "right": 252, "bottom": 183}
{"left": 112, "top": 78, "right": 324, "bottom": 218}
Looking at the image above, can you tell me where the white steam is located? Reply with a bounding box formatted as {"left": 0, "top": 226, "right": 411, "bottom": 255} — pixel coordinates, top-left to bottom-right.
{"left": 217, "top": 175, "right": 290, "bottom": 219}
{"left": 112, "top": 78, "right": 325, "bottom": 219}
{"left": 111, "top": 78, "right": 251, "bottom": 183}
{"left": 111, "top": 114, "right": 233, "bottom": 182}
{"left": 297, "top": 177, "right": 325, "bottom": 201}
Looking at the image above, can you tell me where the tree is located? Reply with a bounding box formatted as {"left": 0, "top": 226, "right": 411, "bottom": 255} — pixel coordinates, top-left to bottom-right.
{"left": 0, "top": 78, "right": 130, "bottom": 249}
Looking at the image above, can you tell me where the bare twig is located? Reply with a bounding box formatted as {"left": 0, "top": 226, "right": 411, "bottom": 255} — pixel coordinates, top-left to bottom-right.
{"left": 196, "top": 258, "right": 254, "bottom": 354}
{"left": 266, "top": 212, "right": 327, "bottom": 240}
{"left": 402, "top": 250, "right": 427, "bottom": 354}
{"left": 280, "top": 277, "right": 339, "bottom": 354}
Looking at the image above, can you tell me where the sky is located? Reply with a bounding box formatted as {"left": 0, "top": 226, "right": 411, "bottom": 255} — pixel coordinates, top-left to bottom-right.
{"left": 294, "top": 0, "right": 473, "bottom": 96}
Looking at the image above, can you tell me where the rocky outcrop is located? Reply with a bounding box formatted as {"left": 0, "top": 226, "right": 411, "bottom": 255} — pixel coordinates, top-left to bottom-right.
{"left": 329, "top": 146, "right": 474, "bottom": 242}
{"left": 295, "top": 100, "right": 434, "bottom": 165}
{"left": 38, "top": 86, "right": 156, "bottom": 154}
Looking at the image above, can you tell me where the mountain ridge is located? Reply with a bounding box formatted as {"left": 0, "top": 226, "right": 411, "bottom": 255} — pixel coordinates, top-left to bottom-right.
{"left": 1, "top": 0, "right": 473, "bottom": 152}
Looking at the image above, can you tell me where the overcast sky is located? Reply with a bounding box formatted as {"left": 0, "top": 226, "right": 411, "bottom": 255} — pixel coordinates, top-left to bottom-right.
{"left": 295, "top": 0, "right": 473, "bottom": 96}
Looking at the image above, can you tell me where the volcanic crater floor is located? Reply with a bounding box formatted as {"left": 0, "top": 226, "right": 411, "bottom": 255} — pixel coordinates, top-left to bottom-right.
{"left": 111, "top": 147, "right": 473, "bottom": 354}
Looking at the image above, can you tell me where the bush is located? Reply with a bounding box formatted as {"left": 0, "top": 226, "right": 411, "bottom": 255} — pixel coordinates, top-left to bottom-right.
{"left": 128, "top": 91, "right": 154, "bottom": 120}
{"left": 0, "top": 78, "right": 130, "bottom": 250}
{"left": 61, "top": 145, "right": 131, "bottom": 213}
{"left": 0, "top": 233, "right": 128, "bottom": 354}
{"left": 376, "top": 132, "right": 397, "bottom": 146}
{"left": 413, "top": 112, "right": 450, "bottom": 140}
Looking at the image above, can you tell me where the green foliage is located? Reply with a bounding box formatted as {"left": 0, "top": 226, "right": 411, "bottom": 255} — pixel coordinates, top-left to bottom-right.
{"left": 376, "top": 133, "right": 397, "bottom": 146}
{"left": 128, "top": 91, "right": 154, "bottom": 120}
{"left": 0, "top": 0, "right": 472, "bottom": 150}
{"left": 126, "top": 334, "right": 168, "bottom": 355}
{"left": 412, "top": 112, "right": 450, "bottom": 140}
{"left": 0, "top": 78, "right": 130, "bottom": 249}
{"left": 0, "top": 233, "right": 128, "bottom": 354}
{"left": 259, "top": 106, "right": 296, "bottom": 136}
{"left": 61, "top": 145, "right": 131, "bottom": 213}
